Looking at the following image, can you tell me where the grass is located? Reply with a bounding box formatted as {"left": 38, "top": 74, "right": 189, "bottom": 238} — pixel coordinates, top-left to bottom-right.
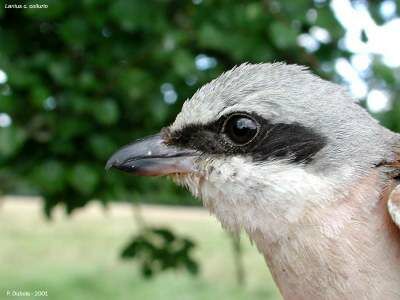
{"left": 0, "top": 197, "right": 281, "bottom": 300}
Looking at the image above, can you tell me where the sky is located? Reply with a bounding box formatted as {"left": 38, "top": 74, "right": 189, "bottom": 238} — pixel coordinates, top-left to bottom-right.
{"left": 330, "top": 0, "right": 399, "bottom": 113}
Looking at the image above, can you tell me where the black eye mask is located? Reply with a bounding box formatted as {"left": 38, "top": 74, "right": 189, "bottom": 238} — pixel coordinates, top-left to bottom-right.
{"left": 164, "top": 112, "right": 327, "bottom": 164}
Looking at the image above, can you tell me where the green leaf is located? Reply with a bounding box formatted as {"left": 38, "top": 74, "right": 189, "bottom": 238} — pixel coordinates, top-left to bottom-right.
{"left": 110, "top": 0, "right": 164, "bottom": 32}
{"left": 58, "top": 18, "right": 89, "bottom": 48}
{"left": 31, "top": 86, "right": 50, "bottom": 109}
{"left": 120, "top": 227, "right": 199, "bottom": 278}
{"left": 32, "top": 160, "right": 66, "bottom": 194}
{"left": 0, "top": 126, "right": 26, "bottom": 159}
{"left": 153, "top": 228, "right": 175, "bottom": 243}
{"left": 48, "top": 61, "right": 73, "bottom": 86}
{"left": 372, "top": 62, "right": 396, "bottom": 86}
{"left": 68, "top": 164, "right": 99, "bottom": 195}
{"left": 92, "top": 99, "right": 119, "bottom": 125}
{"left": 270, "top": 22, "right": 298, "bottom": 49}
{"left": 89, "top": 134, "right": 116, "bottom": 160}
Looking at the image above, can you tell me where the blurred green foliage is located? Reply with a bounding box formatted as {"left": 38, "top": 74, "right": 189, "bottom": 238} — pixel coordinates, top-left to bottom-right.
{"left": 121, "top": 227, "right": 198, "bottom": 278}
{"left": 0, "top": 0, "right": 399, "bottom": 214}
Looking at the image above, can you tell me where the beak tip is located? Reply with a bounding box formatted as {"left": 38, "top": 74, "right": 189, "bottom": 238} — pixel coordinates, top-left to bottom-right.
{"left": 105, "top": 159, "right": 115, "bottom": 171}
{"left": 105, "top": 157, "right": 135, "bottom": 173}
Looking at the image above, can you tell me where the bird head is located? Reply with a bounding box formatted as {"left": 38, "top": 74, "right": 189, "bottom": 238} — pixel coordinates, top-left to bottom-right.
{"left": 107, "top": 63, "right": 397, "bottom": 239}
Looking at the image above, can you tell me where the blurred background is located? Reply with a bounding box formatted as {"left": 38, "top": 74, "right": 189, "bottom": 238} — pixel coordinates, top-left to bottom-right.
{"left": 0, "top": 0, "right": 399, "bottom": 299}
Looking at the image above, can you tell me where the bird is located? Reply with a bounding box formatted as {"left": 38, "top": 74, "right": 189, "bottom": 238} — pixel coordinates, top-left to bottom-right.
{"left": 106, "top": 63, "right": 400, "bottom": 300}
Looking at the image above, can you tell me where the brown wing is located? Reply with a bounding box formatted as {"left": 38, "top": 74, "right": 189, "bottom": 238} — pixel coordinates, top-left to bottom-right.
{"left": 381, "top": 140, "right": 400, "bottom": 179}
{"left": 386, "top": 161, "right": 400, "bottom": 180}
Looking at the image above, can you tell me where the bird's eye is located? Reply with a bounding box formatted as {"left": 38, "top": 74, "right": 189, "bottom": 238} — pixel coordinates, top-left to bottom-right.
{"left": 223, "top": 114, "right": 259, "bottom": 145}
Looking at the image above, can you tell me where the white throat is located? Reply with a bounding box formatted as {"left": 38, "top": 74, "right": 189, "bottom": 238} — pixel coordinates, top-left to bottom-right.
{"left": 173, "top": 161, "right": 400, "bottom": 299}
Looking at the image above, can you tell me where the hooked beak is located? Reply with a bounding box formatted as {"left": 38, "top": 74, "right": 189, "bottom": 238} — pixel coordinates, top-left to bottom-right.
{"left": 106, "top": 134, "right": 198, "bottom": 176}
